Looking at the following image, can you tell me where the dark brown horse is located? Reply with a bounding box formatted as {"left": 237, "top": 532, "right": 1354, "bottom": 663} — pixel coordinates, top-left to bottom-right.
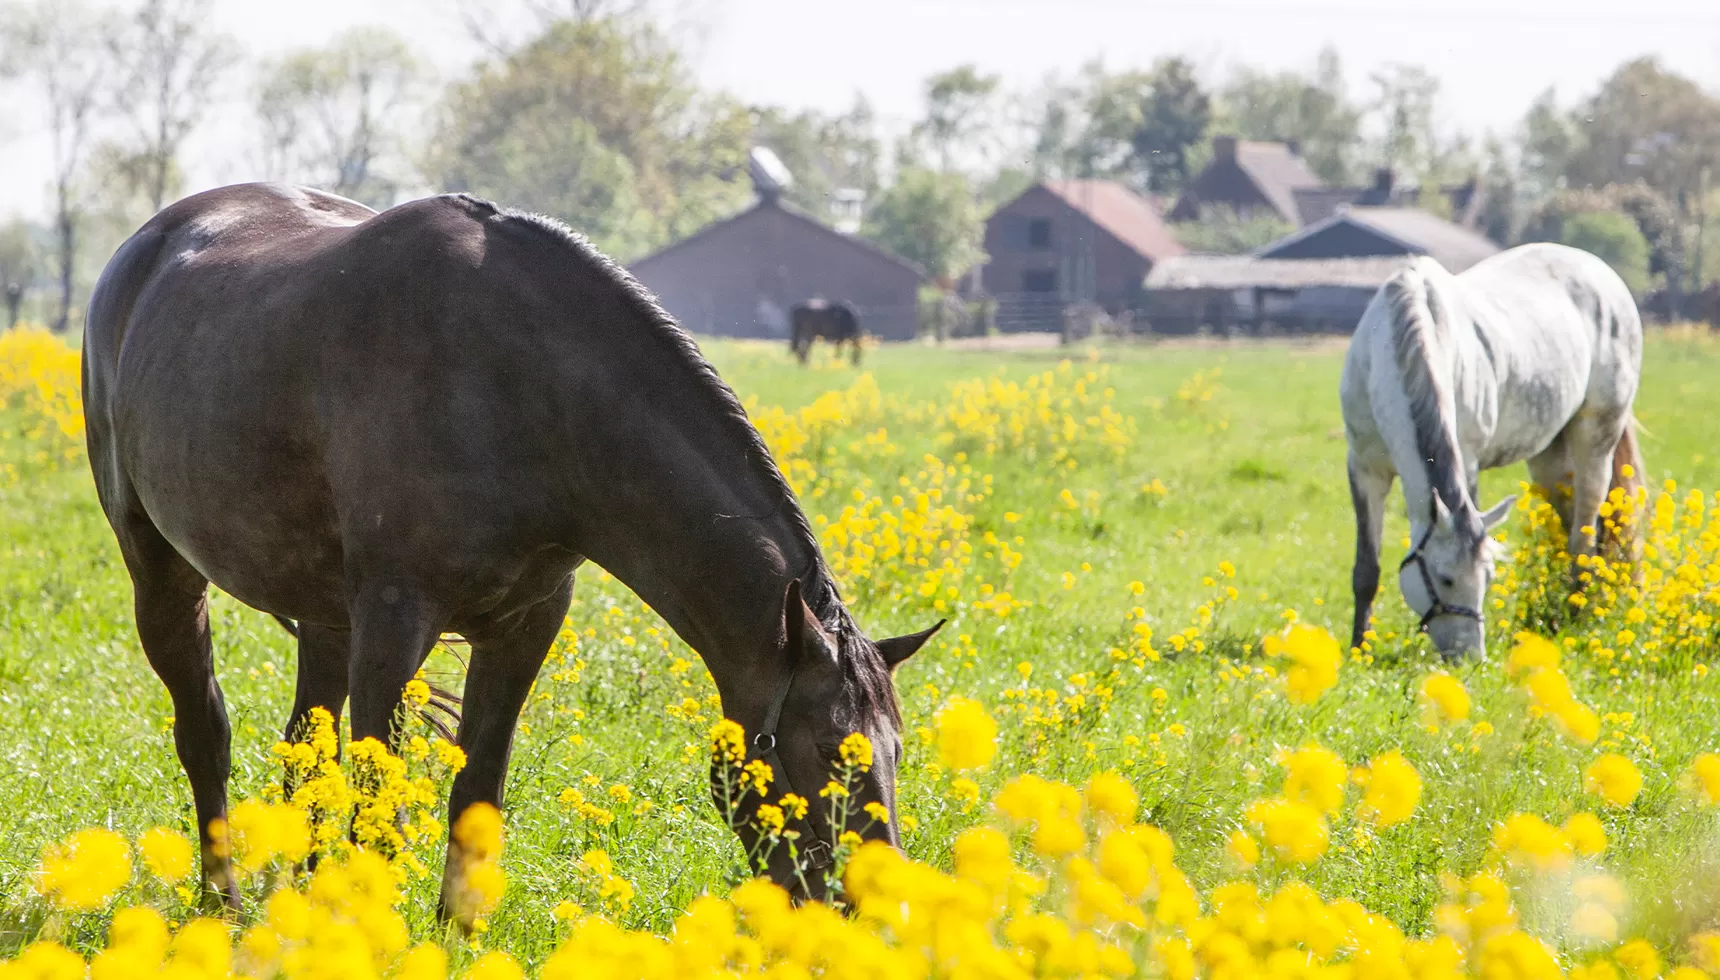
{"left": 83, "top": 183, "right": 940, "bottom": 913}
{"left": 789, "top": 298, "right": 862, "bottom": 366}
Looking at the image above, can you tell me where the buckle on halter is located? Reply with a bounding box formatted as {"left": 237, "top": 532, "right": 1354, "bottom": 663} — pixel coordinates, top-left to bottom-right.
{"left": 753, "top": 731, "right": 777, "bottom": 752}
{"left": 802, "top": 839, "right": 833, "bottom": 870}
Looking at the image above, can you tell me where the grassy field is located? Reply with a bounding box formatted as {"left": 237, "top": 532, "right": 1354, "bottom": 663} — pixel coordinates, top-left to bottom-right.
{"left": 5, "top": 327, "right": 1720, "bottom": 975}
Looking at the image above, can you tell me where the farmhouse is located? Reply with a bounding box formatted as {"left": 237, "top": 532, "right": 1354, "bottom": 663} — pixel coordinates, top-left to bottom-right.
{"left": 981, "top": 179, "right": 1184, "bottom": 331}
{"left": 1292, "top": 168, "right": 1487, "bottom": 228}
{"left": 629, "top": 151, "right": 924, "bottom": 341}
{"left": 1168, "top": 136, "right": 1324, "bottom": 225}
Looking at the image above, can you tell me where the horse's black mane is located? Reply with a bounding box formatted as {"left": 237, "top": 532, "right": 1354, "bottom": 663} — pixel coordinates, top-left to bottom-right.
{"left": 454, "top": 195, "right": 900, "bottom": 727}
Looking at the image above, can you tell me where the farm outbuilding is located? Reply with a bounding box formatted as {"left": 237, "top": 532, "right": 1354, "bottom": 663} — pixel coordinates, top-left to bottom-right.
{"left": 1168, "top": 137, "right": 1325, "bottom": 225}
{"left": 1257, "top": 206, "right": 1500, "bottom": 272}
{"left": 628, "top": 158, "right": 924, "bottom": 341}
{"left": 1141, "top": 255, "right": 1414, "bottom": 335}
{"left": 981, "top": 179, "right": 1184, "bottom": 331}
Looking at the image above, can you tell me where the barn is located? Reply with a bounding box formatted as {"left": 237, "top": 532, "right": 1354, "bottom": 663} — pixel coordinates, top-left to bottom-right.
{"left": 629, "top": 153, "right": 924, "bottom": 341}
{"left": 1141, "top": 255, "right": 1413, "bottom": 335}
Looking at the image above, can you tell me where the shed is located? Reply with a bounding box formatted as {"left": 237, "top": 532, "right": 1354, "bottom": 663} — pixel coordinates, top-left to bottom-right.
{"left": 1141, "top": 254, "right": 1414, "bottom": 335}
{"left": 628, "top": 197, "right": 924, "bottom": 341}
{"left": 981, "top": 179, "right": 1184, "bottom": 331}
{"left": 1258, "top": 206, "right": 1500, "bottom": 272}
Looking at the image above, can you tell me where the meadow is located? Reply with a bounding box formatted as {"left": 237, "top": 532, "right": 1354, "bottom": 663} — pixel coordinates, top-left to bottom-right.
{"left": 4, "top": 324, "right": 1720, "bottom": 977}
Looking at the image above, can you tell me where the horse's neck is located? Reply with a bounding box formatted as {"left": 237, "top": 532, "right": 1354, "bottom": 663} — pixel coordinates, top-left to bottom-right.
{"left": 1386, "top": 274, "right": 1477, "bottom": 524}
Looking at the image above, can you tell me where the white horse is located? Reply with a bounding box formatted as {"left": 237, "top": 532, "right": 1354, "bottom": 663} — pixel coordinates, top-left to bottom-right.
{"left": 1342, "top": 243, "right": 1644, "bottom": 659}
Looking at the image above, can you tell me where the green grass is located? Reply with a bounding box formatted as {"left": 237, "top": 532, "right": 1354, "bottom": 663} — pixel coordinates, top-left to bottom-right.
{"left": 4, "top": 331, "right": 1720, "bottom": 966}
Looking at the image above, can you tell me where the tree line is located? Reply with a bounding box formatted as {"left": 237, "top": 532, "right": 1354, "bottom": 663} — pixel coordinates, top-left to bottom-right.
{"left": 4, "top": 0, "right": 1719, "bottom": 333}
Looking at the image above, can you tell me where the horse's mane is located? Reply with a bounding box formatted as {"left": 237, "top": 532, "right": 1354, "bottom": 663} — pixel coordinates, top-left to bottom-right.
{"left": 449, "top": 196, "right": 899, "bottom": 726}
{"left": 1381, "top": 262, "right": 1480, "bottom": 538}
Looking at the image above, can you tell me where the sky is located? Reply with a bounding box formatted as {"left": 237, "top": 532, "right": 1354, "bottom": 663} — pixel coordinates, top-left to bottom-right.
{"left": 2, "top": 0, "right": 1719, "bottom": 222}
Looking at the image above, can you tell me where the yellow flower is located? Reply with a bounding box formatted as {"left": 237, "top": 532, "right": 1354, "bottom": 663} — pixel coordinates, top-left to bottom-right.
{"left": 1420, "top": 672, "right": 1472, "bottom": 725}
{"left": 454, "top": 802, "right": 505, "bottom": 861}
{"left": 1263, "top": 623, "right": 1342, "bottom": 703}
{"left": 934, "top": 696, "right": 998, "bottom": 771}
{"left": 1083, "top": 771, "right": 1137, "bottom": 825}
{"left": 1357, "top": 750, "right": 1422, "bottom": 827}
{"left": 952, "top": 826, "right": 1013, "bottom": 892}
{"left": 862, "top": 801, "right": 890, "bottom": 824}
{"left": 1492, "top": 813, "right": 1573, "bottom": 872}
{"left": 467, "top": 951, "right": 525, "bottom": 980}
{"left": 755, "top": 804, "right": 785, "bottom": 836}
{"left": 1245, "top": 796, "right": 1329, "bottom": 864}
{"left": 1225, "top": 830, "right": 1260, "bottom": 868}
{"left": 1614, "top": 939, "right": 1661, "bottom": 980}
{"left": 1563, "top": 812, "right": 1609, "bottom": 856}
{"left": 1687, "top": 753, "right": 1720, "bottom": 804}
{"left": 137, "top": 827, "right": 193, "bottom": 883}
{"left": 1282, "top": 744, "right": 1348, "bottom": 815}
{"left": 839, "top": 732, "right": 873, "bottom": 771}
{"left": 35, "top": 828, "right": 132, "bottom": 911}
{"left": 1584, "top": 754, "right": 1644, "bottom": 808}
{"left": 1507, "top": 632, "right": 1562, "bottom": 676}
{"left": 396, "top": 944, "right": 449, "bottom": 980}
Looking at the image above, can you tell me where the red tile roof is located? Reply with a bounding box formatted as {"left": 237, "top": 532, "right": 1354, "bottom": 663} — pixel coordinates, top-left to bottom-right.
{"left": 1042, "top": 180, "right": 1186, "bottom": 262}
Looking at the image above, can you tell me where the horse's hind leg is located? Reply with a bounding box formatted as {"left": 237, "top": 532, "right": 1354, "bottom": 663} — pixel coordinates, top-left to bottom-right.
{"left": 1348, "top": 458, "right": 1393, "bottom": 652}
{"left": 1565, "top": 414, "right": 1629, "bottom": 560}
{"left": 284, "top": 623, "right": 350, "bottom": 771}
{"left": 438, "top": 574, "right": 571, "bottom": 925}
{"left": 117, "top": 517, "right": 238, "bottom": 909}
{"left": 1527, "top": 432, "right": 1574, "bottom": 534}
{"left": 346, "top": 582, "right": 444, "bottom": 748}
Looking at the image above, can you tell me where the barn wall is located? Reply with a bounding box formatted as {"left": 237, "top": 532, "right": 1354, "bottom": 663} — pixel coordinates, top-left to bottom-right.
{"left": 983, "top": 187, "right": 1152, "bottom": 331}
{"left": 630, "top": 204, "right": 923, "bottom": 341}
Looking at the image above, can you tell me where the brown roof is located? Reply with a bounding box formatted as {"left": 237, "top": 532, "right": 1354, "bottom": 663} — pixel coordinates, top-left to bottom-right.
{"left": 1230, "top": 141, "right": 1325, "bottom": 223}
{"left": 1042, "top": 180, "right": 1186, "bottom": 262}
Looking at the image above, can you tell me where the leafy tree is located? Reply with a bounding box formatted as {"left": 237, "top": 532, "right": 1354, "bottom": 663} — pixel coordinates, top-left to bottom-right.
{"left": 907, "top": 65, "right": 1002, "bottom": 175}
{"left": 1131, "top": 57, "right": 1212, "bottom": 193}
{"left": 1219, "top": 46, "right": 1362, "bottom": 184}
{"left": 0, "top": 220, "right": 43, "bottom": 327}
{"left": 428, "top": 16, "right": 750, "bottom": 259}
{"left": 1169, "top": 205, "right": 1293, "bottom": 255}
{"left": 255, "top": 27, "right": 425, "bottom": 208}
{"left": 749, "top": 99, "right": 881, "bottom": 226}
{"left": 860, "top": 167, "right": 986, "bottom": 284}
{"left": 1558, "top": 211, "right": 1651, "bottom": 295}
{"left": 103, "top": 0, "right": 238, "bottom": 213}
{"left": 1516, "top": 88, "right": 1580, "bottom": 209}
{"left": 1, "top": 0, "right": 106, "bottom": 332}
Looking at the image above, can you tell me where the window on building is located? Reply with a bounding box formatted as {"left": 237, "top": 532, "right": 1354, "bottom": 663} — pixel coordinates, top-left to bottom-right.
{"left": 1027, "top": 218, "right": 1052, "bottom": 249}
{"left": 1023, "top": 269, "right": 1057, "bottom": 293}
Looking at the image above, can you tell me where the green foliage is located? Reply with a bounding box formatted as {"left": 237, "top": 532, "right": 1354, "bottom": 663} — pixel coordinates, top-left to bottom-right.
{"left": 859, "top": 167, "right": 986, "bottom": 283}
{"left": 1558, "top": 211, "right": 1653, "bottom": 294}
{"left": 427, "top": 16, "right": 751, "bottom": 260}
{"left": 1169, "top": 205, "right": 1293, "bottom": 256}
{"left": 1218, "top": 46, "right": 1361, "bottom": 185}
{"left": 1130, "top": 57, "right": 1212, "bottom": 193}
{"left": 748, "top": 100, "right": 882, "bottom": 227}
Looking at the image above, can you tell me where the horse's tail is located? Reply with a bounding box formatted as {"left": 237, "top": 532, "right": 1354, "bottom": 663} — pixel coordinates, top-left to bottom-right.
{"left": 269, "top": 614, "right": 464, "bottom": 740}
{"left": 1604, "top": 414, "right": 1646, "bottom": 562}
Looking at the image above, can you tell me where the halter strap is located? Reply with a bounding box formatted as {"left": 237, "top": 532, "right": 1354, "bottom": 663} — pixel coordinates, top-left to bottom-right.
{"left": 749, "top": 662, "right": 834, "bottom": 870}
{"left": 1399, "top": 520, "right": 1484, "bottom": 632}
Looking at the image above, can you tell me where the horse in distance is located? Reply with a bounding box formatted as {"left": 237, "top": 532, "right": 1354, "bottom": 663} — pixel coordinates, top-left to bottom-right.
{"left": 789, "top": 298, "right": 862, "bottom": 366}
{"left": 1341, "top": 244, "right": 1643, "bottom": 660}
{"left": 83, "top": 183, "right": 942, "bottom": 915}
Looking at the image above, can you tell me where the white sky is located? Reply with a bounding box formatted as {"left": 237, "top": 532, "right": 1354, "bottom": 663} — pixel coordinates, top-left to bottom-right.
{"left": 2, "top": 0, "right": 1718, "bottom": 222}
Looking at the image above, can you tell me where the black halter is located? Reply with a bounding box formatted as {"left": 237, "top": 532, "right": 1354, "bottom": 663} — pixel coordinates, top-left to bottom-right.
{"left": 1399, "top": 519, "right": 1484, "bottom": 632}
{"left": 748, "top": 659, "right": 835, "bottom": 870}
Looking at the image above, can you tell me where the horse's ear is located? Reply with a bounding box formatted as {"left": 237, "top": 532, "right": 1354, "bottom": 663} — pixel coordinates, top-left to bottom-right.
{"left": 1431, "top": 489, "right": 1453, "bottom": 529}
{"left": 782, "top": 580, "right": 833, "bottom": 666}
{"left": 1480, "top": 495, "right": 1517, "bottom": 531}
{"left": 878, "top": 619, "right": 946, "bottom": 670}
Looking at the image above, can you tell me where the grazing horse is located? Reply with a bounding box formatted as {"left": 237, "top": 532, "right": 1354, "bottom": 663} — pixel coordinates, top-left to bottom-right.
{"left": 790, "top": 299, "right": 862, "bottom": 366}
{"left": 83, "top": 183, "right": 941, "bottom": 913}
{"left": 1342, "top": 244, "right": 1643, "bottom": 660}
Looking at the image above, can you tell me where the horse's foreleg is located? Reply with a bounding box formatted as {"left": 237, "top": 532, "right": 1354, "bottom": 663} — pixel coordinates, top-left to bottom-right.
{"left": 1349, "top": 460, "right": 1393, "bottom": 652}
{"left": 437, "top": 574, "right": 572, "bottom": 928}
{"left": 346, "top": 583, "right": 443, "bottom": 749}
{"left": 122, "top": 521, "right": 237, "bottom": 910}
{"left": 284, "top": 623, "right": 350, "bottom": 775}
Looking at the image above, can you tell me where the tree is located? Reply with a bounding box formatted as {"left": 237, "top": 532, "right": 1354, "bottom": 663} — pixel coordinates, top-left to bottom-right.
{"left": 860, "top": 167, "right": 986, "bottom": 284}
{"left": 104, "top": 0, "right": 238, "bottom": 213}
{"left": 1559, "top": 211, "right": 1652, "bottom": 295}
{"left": 1, "top": 1, "right": 106, "bottom": 333}
{"left": 1130, "top": 57, "right": 1212, "bottom": 193}
{"left": 1516, "top": 88, "right": 1580, "bottom": 209}
{"left": 0, "top": 220, "right": 43, "bottom": 327}
{"left": 255, "top": 27, "right": 424, "bottom": 208}
{"left": 428, "top": 16, "right": 750, "bottom": 259}
{"left": 1219, "top": 46, "right": 1362, "bottom": 184}
{"left": 908, "top": 65, "right": 1002, "bottom": 174}
{"left": 749, "top": 99, "right": 882, "bottom": 226}
{"left": 1169, "top": 205, "right": 1293, "bottom": 255}
{"left": 1367, "top": 63, "right": 1444, "bottom": 180}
